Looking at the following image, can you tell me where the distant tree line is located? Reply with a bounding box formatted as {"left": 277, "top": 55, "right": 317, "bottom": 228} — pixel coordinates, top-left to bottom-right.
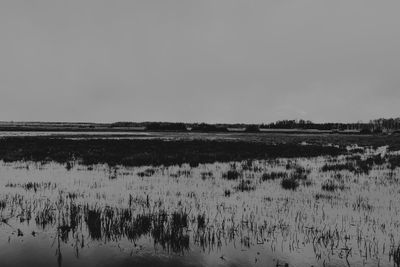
{"left": 191, "top": 123, "right": 228, "bottom": 132}
{"left": 260, "top": 118, "right": 400, "bottom": 133}
{"left": 146, "top": 122, "right": 187, "bottom": 131}
{"left": 89, "top": 118, "right": 400, "bottom": 133}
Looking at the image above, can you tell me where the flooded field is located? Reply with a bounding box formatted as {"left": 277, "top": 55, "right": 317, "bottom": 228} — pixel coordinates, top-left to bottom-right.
{"left": 0, "top": 135, "right": 400, "bottom": 266}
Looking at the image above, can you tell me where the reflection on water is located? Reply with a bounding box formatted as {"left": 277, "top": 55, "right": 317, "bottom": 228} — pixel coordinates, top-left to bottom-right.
{"left": 0, "top": 147, "right": 400, "bottom": 266}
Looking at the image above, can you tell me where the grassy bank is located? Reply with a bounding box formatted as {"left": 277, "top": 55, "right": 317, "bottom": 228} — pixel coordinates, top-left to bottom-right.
{"left": 0, "top": 137, "right": 345, "bottom": 167}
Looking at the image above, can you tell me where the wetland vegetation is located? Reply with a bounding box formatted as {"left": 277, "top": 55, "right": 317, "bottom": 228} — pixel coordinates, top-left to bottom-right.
{"left": 0, "top": 133, "right": 400, "bottom": 266}
{"left": 0, "top": 137, "right": 345, "bottom": 167}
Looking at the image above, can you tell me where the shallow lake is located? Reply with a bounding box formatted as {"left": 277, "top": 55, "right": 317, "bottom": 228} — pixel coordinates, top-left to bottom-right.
{"left": 0, "top": 146, "right": 399, "bottom": 267}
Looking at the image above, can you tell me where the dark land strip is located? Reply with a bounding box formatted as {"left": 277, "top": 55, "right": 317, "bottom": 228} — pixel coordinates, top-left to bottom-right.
{"left": 0, "top": 137, "right": 346, "bottom": 167}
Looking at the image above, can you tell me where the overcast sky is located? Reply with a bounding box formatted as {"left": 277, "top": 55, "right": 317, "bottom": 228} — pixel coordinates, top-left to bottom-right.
{"left": 0, "top": 0, "right": 399, "bottom": 123}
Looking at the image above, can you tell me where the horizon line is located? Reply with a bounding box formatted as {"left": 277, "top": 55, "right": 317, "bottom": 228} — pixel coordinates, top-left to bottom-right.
{"left": 0, "top": 117, "right": 398, "bottom": 125}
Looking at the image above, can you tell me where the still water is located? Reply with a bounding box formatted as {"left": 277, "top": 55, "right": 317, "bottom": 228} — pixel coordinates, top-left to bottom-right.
{"left": 0, "top": 147, "right": 399, "bottom": 267}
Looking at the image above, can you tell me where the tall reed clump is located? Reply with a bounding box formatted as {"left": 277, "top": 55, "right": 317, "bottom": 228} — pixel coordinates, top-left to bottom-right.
{"left": 261, "top": 171, "right": 288, "bottom": 181}
{"left": 281, "top": 178, "right": 299, "bottom": 190}
{"left": 222, "top": 170, "right": 241, "bottom": 180}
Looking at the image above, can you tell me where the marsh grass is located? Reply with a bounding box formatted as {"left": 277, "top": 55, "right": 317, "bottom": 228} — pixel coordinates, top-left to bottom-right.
{"left": 200, "top": 171, "right": 213, "bottom": 180}
{"left": 389, "top": 155, "right": 400, "bottom": 170}
{"left": 137, "top": 168, "right": 156, "bottom": 177}
{"left": 235, "top": 179, "right": 256, "bottom": 192}
{"left": 321, "top": 154, "right": 389, "bottom": 175}
{"left": 281, "top": 178, "right": 299, "bottom": 190}
{"left": 222, "top": 170, "right": 241, "bottom": 180}
{"left": 5, "top": 182, "right": 55, "bottom": 192}
{"left": 0, "top": 137, "right": 345, "bottom": 167}
{"left": 390, "top": 244, "right": 400, "bottom": 267}
{"left": 261, "top": 171, "right": 287, "bottom": 181}
{"left": 224, "top": 189, "right": 231, "bottom": 197}
{"left": 0, "top": 199, "right": 6, "bottom": 210}
{"left": 170, "top": 169, "right": 191, "bottom": 178}
{"left": 352, "top": 196, "right": 373, "bottom": 211}
{"left": 314, "top": 193, "right": 333, "bottom": 200}
{"left": 321, "top": 179, "right": 346, "bottom": 191}
{"left": 84, "top": 207, "right": 102, "bottom": 240}
{"left": 290, "top": 166, "right": 310, "bottom": 180}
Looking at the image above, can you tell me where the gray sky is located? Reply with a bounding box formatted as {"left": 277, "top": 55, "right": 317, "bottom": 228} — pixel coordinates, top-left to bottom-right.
{"left": 0, "top": 0, "right": 399, "bottom": 123}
